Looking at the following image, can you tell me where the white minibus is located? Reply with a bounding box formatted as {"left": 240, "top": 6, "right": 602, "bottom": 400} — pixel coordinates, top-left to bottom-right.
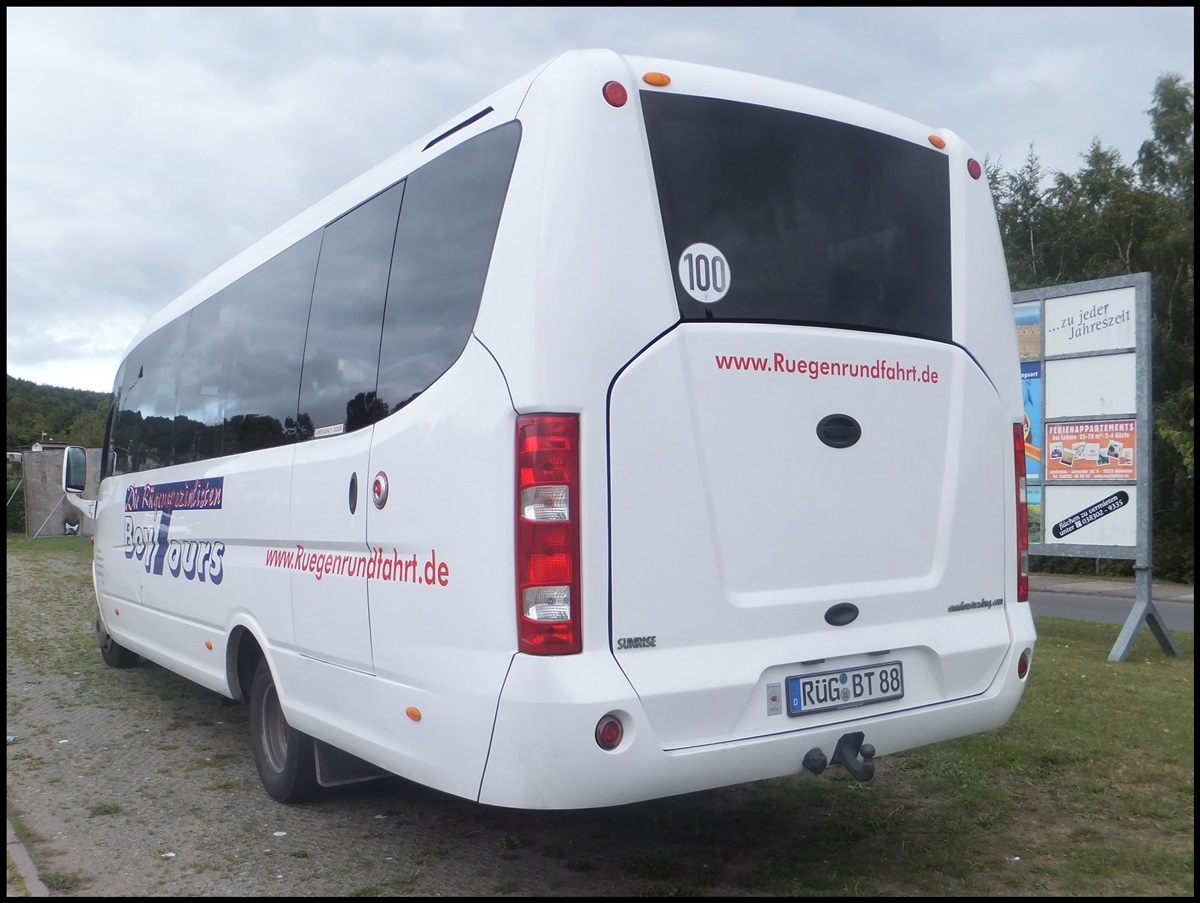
{"left": 64, "top": 48, "right": 1036, "bottom": 809}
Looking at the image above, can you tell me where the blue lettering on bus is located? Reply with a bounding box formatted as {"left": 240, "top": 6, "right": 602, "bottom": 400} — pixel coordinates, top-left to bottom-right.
{"left": 123, "top": 512, "right": 225, "bottom": 585}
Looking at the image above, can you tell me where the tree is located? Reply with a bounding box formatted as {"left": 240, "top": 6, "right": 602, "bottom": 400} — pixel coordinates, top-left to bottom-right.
{"left": 6, "top": 375, "right": 112, "bottom": 448}
{"left": 991, "top": 145, "right": 1057, "bottom": 288}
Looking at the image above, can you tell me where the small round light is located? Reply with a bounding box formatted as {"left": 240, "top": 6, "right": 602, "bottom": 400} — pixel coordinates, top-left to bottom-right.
{"left": 595, "top": 713, "right": 624, "bottom": 750}
{"left": 1018, "top": 648, "right": 1031, "bottom": 679}
{"left": 406, "top": 707, "right": 422, "bottom": 722}
{"left": 642, "top": 71, "right": 671, "bottom": 87}
{"left": 602, "top": 80, "right": 628, "bottom": 108}
{"left": 928, "top": 134, "right": 946, "bottom": 149}
{"left": 967, "top": 158, "right": 983, "bottom": 180}
{"left": 205, "top": 640, "right": 213, "bottom": 650}
{"left": 372, "top": 472, "right": 389, "bottom": 509}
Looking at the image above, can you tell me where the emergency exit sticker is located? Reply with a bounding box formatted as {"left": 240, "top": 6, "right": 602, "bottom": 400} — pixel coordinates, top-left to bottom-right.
{"left": 678, "top": 242, "right": 731, "bottom": 304}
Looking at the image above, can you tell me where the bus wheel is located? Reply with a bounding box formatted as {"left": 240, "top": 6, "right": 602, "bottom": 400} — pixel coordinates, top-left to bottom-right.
{"left": 248, "top": 658, "right": 318, "bottom": 803}
{"left": 97, "top": 617, "right": 139, "bottom": 668}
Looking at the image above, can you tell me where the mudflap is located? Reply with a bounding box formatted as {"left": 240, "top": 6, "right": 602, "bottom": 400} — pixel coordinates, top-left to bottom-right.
{"left": 314, "top": 740, "right": 389, "bottom": 788}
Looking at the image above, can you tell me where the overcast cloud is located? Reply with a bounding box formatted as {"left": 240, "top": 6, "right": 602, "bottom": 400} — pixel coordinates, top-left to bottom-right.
{"left": 6, "top": 6, "right": 1194, "bottom": 393}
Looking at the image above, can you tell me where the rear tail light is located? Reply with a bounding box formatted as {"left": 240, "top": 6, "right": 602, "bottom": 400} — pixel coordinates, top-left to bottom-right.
{"left": 1013, "top": 423, "right": 1029, "bottom": 602}
{"left": 516, "top": 414, "right": 582, "bottom": 654}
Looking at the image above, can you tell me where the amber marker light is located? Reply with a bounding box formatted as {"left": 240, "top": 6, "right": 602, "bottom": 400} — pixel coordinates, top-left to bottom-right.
{"left": 205, "top": 641, "right": 213, "bottom": 650}
{"left": 406, "top": 707, "right": 422, "bottom": 722}
{"left": 642, "top": 71, "right": 671, "bottom": 87}
{"left": 928, "top": 134, "right": 946, "bottom": 149}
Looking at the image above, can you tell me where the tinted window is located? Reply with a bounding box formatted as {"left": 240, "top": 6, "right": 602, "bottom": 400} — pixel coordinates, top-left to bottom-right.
{"left": 642, "top": 93, "right": 952, "bottom": 341}
{"left": 100, "top": 364, "right": 123, "bottom": 479}
{"left": 298, "top": 182, "right": 405, "bottom": 436}
{"left": 224, "top": 231, "right": 321, "bottom": 453}
{"left": 173, "top": 290, "right": 237, "bottom": 463}
{"left": 376, "top": 121, "right": 520, "bottom": 412}
{"left": 113, "top": 316, "right": 189, "bottom": 474}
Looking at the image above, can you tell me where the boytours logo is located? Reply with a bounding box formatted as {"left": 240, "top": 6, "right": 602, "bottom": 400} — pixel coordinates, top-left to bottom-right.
{"left": 123, "top": 478, "right": 225, "bottom": 584}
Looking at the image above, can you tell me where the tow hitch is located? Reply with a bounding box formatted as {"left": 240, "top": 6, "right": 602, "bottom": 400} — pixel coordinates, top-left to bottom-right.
{"left": 802, "top": 731, "right": 876, "bottom": 782}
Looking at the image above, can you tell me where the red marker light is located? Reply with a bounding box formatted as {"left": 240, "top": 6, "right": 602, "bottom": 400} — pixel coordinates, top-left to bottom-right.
{"left": 968, "top": 158, "right": 983, "bottom": 180}
{"left": 602, "top": 81, "right": 628, "bottom": 108}
{"left": 595, "top": 714, "right": 624, "bottom": 750}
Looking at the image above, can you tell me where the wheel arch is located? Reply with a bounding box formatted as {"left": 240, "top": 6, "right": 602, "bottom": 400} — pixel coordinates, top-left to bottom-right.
{"left": 227, "top": 624, "right": 266, "bottom": 703}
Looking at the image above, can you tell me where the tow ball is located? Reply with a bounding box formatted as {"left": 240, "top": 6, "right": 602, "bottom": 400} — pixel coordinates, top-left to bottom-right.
{"left": 802, "top": 731, "right": 876, "bottom": 782}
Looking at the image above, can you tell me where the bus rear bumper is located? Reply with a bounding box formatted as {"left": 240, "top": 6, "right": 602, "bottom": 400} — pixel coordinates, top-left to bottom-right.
{"left": 478, "top": 644, "right": 1031, "bottom": 810}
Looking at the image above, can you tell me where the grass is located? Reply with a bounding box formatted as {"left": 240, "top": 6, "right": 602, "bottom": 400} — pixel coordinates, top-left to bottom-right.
{"left": 645, "top": 619, "right": 1194, "bottom": 897}
{"left": 5, "top": 532, "right": 1194, "bottom": 896}
{"left": 39, "top": 870, "right": 87, "bottom": 892}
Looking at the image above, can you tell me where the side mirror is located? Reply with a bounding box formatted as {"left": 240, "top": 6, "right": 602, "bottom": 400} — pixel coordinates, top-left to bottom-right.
{"left": 63, "top": 446, "right": 88, "bottom": 494}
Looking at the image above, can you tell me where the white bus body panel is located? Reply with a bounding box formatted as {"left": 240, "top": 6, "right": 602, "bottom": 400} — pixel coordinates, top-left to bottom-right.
{"left": 271, "top": 339, "right": 519, "bottom": 802}
{"left": 607, "top": 326, "right": 1011, "bottom": 749}
{"left": 94, "top": 443, "right": 298, "bottom": 697}
{"left": 479, "top": 635, "right": 1031, "bottom": 809}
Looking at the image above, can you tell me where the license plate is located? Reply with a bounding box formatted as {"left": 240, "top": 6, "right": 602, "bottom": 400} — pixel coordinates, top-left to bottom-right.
{"left": 786, "top": 661, "right": 904, "bottom": 716}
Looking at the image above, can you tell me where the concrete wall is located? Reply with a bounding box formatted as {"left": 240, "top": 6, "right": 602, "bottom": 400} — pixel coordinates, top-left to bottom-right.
{"left": 22, "top": 448, "right": 101, "bottom": 539}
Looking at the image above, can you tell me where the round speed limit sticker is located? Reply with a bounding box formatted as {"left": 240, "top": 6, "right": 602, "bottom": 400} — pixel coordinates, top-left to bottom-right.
{"left": 677, "top": 242, "right": 731, "bottom": 304}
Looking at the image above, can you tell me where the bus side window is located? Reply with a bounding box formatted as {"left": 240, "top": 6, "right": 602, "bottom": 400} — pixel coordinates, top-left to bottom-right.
{"left": 114, "top": 317, "right": 188, "bottom": 474}
{"left": 377, "top": 121, "right": 519, "bottom": 412}
{"left": 223, "top": 231, "right": 321, "bottom": 455}
{"left": 174, "top": 289, "right": 237, "bottom": 464}
{"left": 297, "top": 181, "right": 406, "bottom": 437}
{"left": 100, "top": 398, "right": 118, "bottom": 479}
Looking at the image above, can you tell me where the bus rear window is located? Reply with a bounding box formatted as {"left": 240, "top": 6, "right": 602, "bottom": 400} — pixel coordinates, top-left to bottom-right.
{"left": 642, "top": 92, "right": 952, "bottom": 342}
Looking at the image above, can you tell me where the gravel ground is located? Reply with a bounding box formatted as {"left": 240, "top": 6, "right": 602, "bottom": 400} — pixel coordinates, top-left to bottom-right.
{"left": 6, "top": 541, "right": 787, "bottom": 897}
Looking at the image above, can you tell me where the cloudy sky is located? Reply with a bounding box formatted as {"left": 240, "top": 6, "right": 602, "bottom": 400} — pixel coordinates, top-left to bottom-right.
{"left": 6, "top": 6, "right": 1194, "bottom": 393}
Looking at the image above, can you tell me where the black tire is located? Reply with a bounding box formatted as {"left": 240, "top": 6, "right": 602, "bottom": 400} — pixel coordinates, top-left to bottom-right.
{"left": 248, "top": 658, "right": 319, "bottom": 803}
{"left": 96, "top": 617, "right": 140, "bottom": 668}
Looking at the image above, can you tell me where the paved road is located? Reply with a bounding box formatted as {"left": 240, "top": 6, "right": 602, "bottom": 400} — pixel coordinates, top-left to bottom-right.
{"left": 1028, "top": 573, "right": 1194, "bottom": 633}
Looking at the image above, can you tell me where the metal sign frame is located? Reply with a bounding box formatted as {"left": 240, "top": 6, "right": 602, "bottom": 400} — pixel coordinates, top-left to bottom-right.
{"left": 1013, "top": 273, "right": 1178, "bottom": 661}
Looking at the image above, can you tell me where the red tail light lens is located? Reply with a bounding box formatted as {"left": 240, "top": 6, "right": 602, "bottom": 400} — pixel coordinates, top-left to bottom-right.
{"left": 595, "top": 713, "right": 624, "bottom": 750}
{"left": 516, "top": 415, "right": 582, "bottom": 654}
{"left": 1014, "top": 422, "right": 1029, "bottom": 602}
{"left": 602, "top": 80, "right": 628, "bottom": 108}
